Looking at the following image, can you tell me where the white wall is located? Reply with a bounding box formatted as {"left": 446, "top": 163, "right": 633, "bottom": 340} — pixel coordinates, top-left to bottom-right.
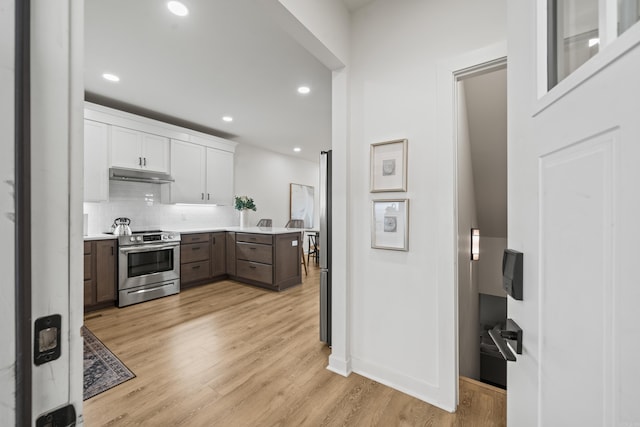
{"left": 348, "top": 0, "right": 506, "bottom": 409}
{"left": 478, "top": 237, "right": 507, "bottom": 297}
{"left": 234, "top": 143, "right": 320, "bottom": 229}
{"left": 0, "top": 0, "right": 15, "bottom": 423}
{"left": 273, "top": 0, "right": 352, "bottom": 377}
{"left": 456, "top": 82, "right": 480, "bottom": 380}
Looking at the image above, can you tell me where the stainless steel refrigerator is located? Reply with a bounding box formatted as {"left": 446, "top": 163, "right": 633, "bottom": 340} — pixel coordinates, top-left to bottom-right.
{"left": 319, "top": 150, "right": 332, "bottom": 345}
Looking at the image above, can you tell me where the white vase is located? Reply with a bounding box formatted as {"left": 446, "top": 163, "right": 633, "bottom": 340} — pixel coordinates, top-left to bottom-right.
{"left": 239, "top": 209, "right": 250, "bottom": 228}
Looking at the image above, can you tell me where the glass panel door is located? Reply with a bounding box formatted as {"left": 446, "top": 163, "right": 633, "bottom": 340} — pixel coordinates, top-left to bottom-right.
{"left": 618, "top": 0, "right": 640, "bottom": 34}
{"left": 548, "top": 0, "right": 599, "bottom": 89}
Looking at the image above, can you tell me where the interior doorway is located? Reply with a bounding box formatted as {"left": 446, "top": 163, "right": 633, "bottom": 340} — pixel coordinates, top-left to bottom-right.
{"left": 455, "top": 60, "right": 508, "bottom": 390}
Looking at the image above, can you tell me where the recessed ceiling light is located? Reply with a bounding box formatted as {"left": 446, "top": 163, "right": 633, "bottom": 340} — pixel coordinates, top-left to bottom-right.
{"left": 293, "top": 147, "right": 302, "bottom": 152}
{"left": 297, "top": 86, "right": 310, "bottom": 94}
{"left": 102, "top": 73, "right": 120, "bottom": 82}
{"left": 222, "top": 116, "right": 233, "bottom": 122}
{"left": 167, "top": 1, "right": 189, "bottom": 16}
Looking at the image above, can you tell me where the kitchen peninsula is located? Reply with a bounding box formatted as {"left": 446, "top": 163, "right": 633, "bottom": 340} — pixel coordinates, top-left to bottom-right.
{"left": 178, "top": 227, "right": 303, "bottom": 292}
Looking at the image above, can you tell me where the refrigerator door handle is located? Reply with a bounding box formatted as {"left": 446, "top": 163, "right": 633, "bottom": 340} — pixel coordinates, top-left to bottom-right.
{"left": 320, "top": 270, "right": 330, "bottom": 343}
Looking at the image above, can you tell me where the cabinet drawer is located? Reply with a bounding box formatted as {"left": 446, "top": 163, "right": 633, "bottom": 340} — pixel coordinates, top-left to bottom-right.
{"left": 236, "top": 242, "right": 272, "bottom": 264}
{"left": 84, "top": 241, "right": 92, "bottom": 254}
{"left": 236, "top": 233, "right": 272, "bottom": 245}
{"left": 181, "top": 260, "right": 211, "bottom": 283}
{"left": 181, "top": 233, "right": 210, "bottom": 244}
{"left": 236, "top": 260, "right": 272, "bottom": 284}
{"left": 84, "top": 254, "right": 92, "bottom": 280}
{"left": 181, "top": 242, "right": 210, "bottom": 264}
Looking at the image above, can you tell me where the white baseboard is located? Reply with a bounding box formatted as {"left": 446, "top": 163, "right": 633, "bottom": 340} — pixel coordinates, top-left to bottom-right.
{"left": 327, "top": 354, "right": 352, "bottom": 376}
{"left": 351, "top": 357, "right": 455, "bottom": 413}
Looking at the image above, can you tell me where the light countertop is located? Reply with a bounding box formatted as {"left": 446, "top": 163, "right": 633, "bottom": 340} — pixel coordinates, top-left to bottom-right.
{"left": 84, "top": 226, "right": 309, "bottom": 240}
{"left": 168, "top": 226, "right": 305, "bottom": 235}
{"left": 83, "top": 233, "right": 117, "bottom": 241}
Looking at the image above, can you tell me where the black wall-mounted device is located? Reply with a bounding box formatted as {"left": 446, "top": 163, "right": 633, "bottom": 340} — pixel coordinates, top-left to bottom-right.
{"left": 34, "top": 314, "right": 62, "bottom": 366}
{"left": 502, "top": 249, "right": 523, "bottom": 300}
{"left": 36, "top": 404, "right": 76, "bottom": 427}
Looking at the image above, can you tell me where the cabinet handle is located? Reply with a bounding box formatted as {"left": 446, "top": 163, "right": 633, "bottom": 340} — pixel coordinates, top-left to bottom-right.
{"left": 139, "top": 157, "right": 142, "bottom": 166}
{"left": 249, "top": 247, "right": 256, "bottom": 250}
{"left": 143, "top": 157, "right": 147, "bottom": 166}
{"left": 192, "top": 247, "right": 200, "bottom": 251}
{"left": 111, "top": 246, "right": 114, "bottom": 256}
{"left": 201, "top": 193, "right": 204, "bottom": 200}
{"left": 192, "top": 265, "right": 201, "bottom": 270}
{"left": 191, "top": 238, "right": 201, "bottom": 241}
{"left": 207, "top": 193, "right": 210, "bottom": 200}
{"left": 212, "top": 237, "right": 216, "bottom": 245}
{"left": 249, "top": 265, "right": 256, "bottom": 269}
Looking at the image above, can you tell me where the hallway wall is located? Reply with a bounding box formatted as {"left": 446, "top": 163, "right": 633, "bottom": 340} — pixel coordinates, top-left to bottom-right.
{"left": 348, "top": 0, "right": 507, "bottom": 408}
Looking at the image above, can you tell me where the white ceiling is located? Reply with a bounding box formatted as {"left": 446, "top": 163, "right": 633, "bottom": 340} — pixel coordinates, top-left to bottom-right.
{"left": 342, "top": 0, "right": 377, "bottom": 11}
{"left": 84, "top": 0, "right": 333, "bottom": 161}
{"left": 463, "top": 67, "right": 508, "bottom": 239}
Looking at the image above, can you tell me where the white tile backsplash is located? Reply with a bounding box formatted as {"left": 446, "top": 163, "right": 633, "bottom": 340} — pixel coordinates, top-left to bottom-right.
{"left": 84, "top": 181, "right": 238, "bottom": 234}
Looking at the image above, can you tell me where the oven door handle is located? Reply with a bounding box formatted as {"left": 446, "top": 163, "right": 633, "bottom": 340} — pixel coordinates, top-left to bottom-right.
{"left": 119, "top": 243, "right": 180, "bottom": 253}
{"left": 126, "top": 284, "right": 174, "bottom": 295}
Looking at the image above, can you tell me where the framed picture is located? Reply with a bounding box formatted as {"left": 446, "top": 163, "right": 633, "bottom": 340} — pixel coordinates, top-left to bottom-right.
{"left": 370, "top": 139, "right": 408, "bottom": 192}
{"left": 371, "top": 199, "right": 409, "bottom": 251}
{"left": 290, "top": 183, "right": 314, "bottom": 228}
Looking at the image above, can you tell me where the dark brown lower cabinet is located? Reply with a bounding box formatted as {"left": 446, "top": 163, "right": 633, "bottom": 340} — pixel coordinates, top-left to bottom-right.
{"left": 231, "top": 232, "right": 301, "bottom": 291}
{"left": 211, "top": 232, "right": 226, "bottom": 277}
{"left": 180, "top": 231, "right": 301, "bottom": 292}
{"left": 84, "top": 239, "right": 117, "bottom": 312}
{"left": 180, "top": 232, "right": 227, "bottom": 289}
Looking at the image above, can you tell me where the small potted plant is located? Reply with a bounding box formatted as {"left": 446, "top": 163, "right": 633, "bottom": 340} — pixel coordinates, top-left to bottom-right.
{"left": 234, "top": 196, "right": 257, "bottom": 228}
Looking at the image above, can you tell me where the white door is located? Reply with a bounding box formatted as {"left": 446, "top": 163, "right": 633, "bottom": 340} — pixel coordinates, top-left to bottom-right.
{"left": 508, "top": 3, "right": 640, "bottom": 426}
{"left": 205, "top": 148, "right": 234, "bottom": 205}
{"left": 141, "top": 133, "right": 170, "bottom": 173}
{"left": 21, "top": 1, "right": 84, "bottom": 425}
{"left": 0, "top": 0, "right": 16, "bottom": 423}
{"left": 110, "top": 126, "right": 143, "bottom": 169}
{"left": 84, "top": 120, "right": 109, "bottom": 202}
{"left": 170, "top": 139, "right": 206, "bottom": 203}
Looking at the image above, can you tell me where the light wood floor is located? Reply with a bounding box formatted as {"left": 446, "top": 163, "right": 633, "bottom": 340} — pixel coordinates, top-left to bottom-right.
{"left": 83, "top": 265, "right": 506, "bottom": 426}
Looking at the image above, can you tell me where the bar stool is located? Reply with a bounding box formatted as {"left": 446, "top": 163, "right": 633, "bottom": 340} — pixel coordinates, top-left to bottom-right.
{"left": 285, "top": 219, "right": 307, "bottom": 275}
{"left": 307, "top": 232, "right": 319, "bottom": 265}
{"left": 256, "top": 218, "right": 272, "bottom": 227}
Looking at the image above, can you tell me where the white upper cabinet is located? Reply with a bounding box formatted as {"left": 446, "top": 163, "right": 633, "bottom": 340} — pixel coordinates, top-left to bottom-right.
{"left": 84, "top": 103, "right": 237, "bottom": 204}
{"left": 169, "top": 140, "right": 234, "bottom": 205}
{"left": 206, "top": 147, "right": 234, "bottom": 205}
{"left": 84, "top": 119, "right": 109, "bottom": 202}
{"left": 110, "top": 125, "right": 169, "bottom": 173}
{"left": 170, "top": 139, "right": 207, "bottom": 204}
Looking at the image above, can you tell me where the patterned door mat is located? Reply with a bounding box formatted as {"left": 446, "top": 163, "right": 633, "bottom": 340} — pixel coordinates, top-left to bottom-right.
{"left": 82, "top": 326, "right": 135, "bottom": 400}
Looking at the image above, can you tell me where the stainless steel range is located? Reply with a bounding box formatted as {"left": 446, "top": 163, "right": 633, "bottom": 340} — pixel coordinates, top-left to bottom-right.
{"left": 117, "top": 230, "right": 181, "bottom": 307}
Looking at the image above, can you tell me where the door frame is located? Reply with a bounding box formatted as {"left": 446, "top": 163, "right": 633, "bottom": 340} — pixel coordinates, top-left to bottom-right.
{"left": 454, "top": 58, "right": 508, "bottom": 389}
{"left": 15, "top": 0, "right": 32, "bottom": 423}
{"left": 436, "top": 41, "right": 507, "bottom": 408}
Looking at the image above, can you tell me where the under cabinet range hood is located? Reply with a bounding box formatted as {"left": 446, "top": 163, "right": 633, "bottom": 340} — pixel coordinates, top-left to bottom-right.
{"left": 109, "top": 167, "right": 175, "bottom": 184}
